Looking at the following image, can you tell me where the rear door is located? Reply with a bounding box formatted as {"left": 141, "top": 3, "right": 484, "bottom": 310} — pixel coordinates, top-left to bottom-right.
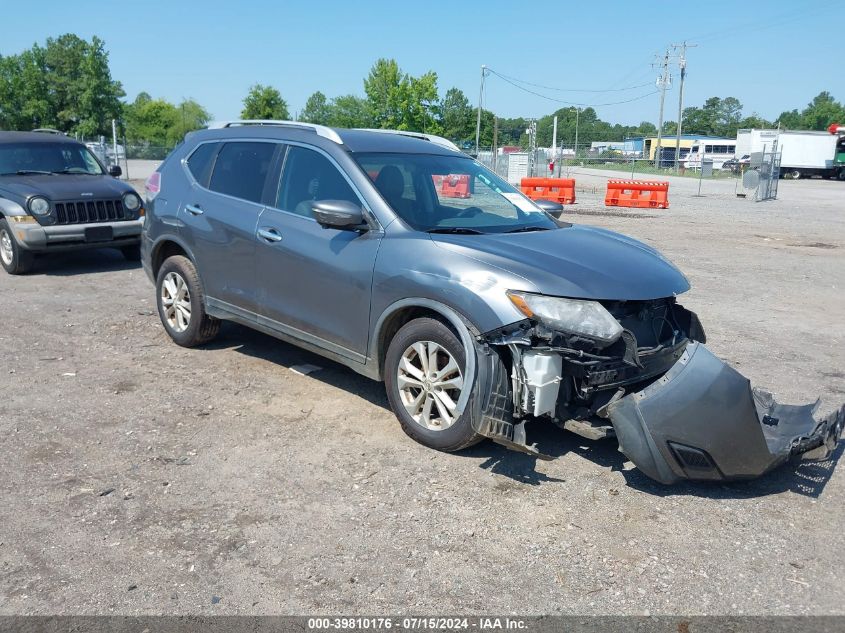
{"left": 179, "top": 140, "right": 280, "bottom": 315}
{"left": 255, "top": 144, "right": 382, "bottom": 360}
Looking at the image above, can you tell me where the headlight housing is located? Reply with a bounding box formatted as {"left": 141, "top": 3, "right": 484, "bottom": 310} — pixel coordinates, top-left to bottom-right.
{"left": 507, "top": 291, "right": 623, "bottom": 344}
{"left": 123, "top": 192, "right": 142, "bottom": 212}
{"left": 27, "top": 196, "right": 50, "bottom": 216}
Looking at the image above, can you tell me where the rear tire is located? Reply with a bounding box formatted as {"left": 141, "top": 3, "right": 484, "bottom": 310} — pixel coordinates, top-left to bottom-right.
{"left": 121, "top": 244, "right": 141, "bottom": 261}
{"left": 0, "top": 219, "right": 35, "bottom": 275}
{"left": 155, "top": 255, "right": 220, "bottom": 347}
{"left": 790, "top": 169, "right": 802, "bottom": 180}
{"left": 384, "top": 317, "right": 482, "bottom": 452}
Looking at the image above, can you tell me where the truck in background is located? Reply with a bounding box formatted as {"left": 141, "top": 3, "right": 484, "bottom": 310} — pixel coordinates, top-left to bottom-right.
{"left": 736, "top": 127, "right": 845, "bottom": 180}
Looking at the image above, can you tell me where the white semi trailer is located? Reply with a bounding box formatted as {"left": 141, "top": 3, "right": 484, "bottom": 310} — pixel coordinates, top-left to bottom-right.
{"left": 736, "top": 127, "right": 845, "bottom": 180}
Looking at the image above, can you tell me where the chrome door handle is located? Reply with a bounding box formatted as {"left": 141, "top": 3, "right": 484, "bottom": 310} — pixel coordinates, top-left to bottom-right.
{"left": 257, "top": 227, "right": 283, "bottom": 243}
{"left": 185, "top": 204, "right": 204, "bottom": 216}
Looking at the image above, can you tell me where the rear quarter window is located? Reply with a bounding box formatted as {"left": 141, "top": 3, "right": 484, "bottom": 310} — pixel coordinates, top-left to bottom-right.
{"left": 186, "top": 142, "right": 218, "bottom": 187}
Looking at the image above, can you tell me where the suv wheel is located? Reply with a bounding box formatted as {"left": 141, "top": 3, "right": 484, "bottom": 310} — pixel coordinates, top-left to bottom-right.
{"left": 0, "top": 219, "right": 35, "bottom": 275}
{"left": 155, "top": 255, "right": 220, "bottom": 347}
{"left": 384, "top": 318, "right": 482, "bottom": 452}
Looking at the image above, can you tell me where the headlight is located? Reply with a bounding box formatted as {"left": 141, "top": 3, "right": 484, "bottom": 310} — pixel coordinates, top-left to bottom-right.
{"left": 123, "top": 192, "right": 141, "bottom": 212}
{"left": 27, "top": 196, "right": 50, "bottom": 216}
{"left": 507, "top": 291, "right": 623, "bottom": 344}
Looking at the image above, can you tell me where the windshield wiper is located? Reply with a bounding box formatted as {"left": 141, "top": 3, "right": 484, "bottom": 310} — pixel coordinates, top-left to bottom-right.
{"left": 52, "top": 169, "right": 95, "bottom": 175}
{"left": 505, "top": 226, "right": 552, "bottom": 233}
{"left": 427, "top": 227, "right": 485, "bottom": 235}
{"left": 12, "top": 170, "right": 53, "bottom": 175}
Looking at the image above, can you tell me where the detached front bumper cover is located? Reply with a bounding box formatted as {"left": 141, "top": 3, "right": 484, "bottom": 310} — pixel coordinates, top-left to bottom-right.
{"left": 606, "top": 342, "right": 845, "bottom": 484}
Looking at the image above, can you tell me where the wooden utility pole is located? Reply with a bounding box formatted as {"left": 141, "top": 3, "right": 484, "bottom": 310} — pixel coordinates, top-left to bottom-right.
{"left": 672, "top": 41, "right": 696, "bottom": 171}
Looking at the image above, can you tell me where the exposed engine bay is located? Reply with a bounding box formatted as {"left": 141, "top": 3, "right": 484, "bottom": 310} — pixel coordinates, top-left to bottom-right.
{"left": 472, "top": 298, "right": 844, "bottom": 484}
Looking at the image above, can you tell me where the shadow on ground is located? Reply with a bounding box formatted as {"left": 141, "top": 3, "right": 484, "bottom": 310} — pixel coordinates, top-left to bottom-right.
{"left": 29, "top": 247, "right": 140, "bottom": 276}
{"left": 203, "top": 322, "right": 843, "bottom": 499}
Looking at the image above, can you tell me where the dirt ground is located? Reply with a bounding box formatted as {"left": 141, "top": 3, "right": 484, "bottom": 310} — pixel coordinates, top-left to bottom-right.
{"left": 0, "top": 172, "right": 843, "bottom": 616}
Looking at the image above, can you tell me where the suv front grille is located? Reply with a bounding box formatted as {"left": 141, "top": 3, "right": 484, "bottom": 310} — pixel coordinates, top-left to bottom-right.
{"left": 54, "top": 199, "right": 128, "bottom": 225}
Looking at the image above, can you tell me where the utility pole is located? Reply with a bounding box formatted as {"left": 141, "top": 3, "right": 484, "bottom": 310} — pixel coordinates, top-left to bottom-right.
{"left": 574, "top": 107, "right": 580, "bottom": 161}
{"left": 653, "top": 49, "right": 671, "bottom": 169}
{"left": 492, "top": 116, "right": 498, "bottom": 173}
{"left": 474, "top": 65, "right": 487, "bottom": 157}
{"left": 672, "top": 41, "right": 696, "bottom": 171}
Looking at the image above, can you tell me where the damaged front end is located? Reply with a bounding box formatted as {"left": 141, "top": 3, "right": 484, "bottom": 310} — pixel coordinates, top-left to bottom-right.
{"left": 471, "top": 297, "right": 844, "bottom": 484}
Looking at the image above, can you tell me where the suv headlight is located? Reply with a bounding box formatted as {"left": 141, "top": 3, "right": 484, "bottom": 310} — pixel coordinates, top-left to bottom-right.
{"left": 27, "top": 196, "right": 50, "bottom": 216}
{"left": 507, "top": 291, "right": 623, "bottom": 344}
{"left": 123, "top": 192, "right": 142, "bottom": 212}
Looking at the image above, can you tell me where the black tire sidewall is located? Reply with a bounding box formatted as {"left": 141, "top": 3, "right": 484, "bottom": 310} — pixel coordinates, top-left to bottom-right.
{"left": 0, "top": 219, "right": 34, "bottom": 274}
{"left": 384, "top": 318, "right": 480, "bottom": 451}
{"left": 155, "top": 255, "right": 214, "bottom": 347}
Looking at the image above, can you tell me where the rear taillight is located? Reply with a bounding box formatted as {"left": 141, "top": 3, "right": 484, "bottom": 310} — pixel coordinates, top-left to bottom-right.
{"left": 145, "top": 171, "right": 161, "bottom": 201}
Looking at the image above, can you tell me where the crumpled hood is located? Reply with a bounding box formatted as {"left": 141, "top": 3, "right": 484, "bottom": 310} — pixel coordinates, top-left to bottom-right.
{"left": 430, "top": 224, "right": 690, "bottom": 301}
{"left": 0, "top": 174, "right": 134, "bottom": 201}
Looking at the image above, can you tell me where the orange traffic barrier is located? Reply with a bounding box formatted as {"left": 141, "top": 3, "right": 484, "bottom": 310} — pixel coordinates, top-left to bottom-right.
{"left": 520, "top": 177, "right": 576, "bottom": 205}
{"left": 604, "top": 180, "right": 669, "bottom": 209}
{"left": 440, "top": 174, "right": 470, "bottom": 198}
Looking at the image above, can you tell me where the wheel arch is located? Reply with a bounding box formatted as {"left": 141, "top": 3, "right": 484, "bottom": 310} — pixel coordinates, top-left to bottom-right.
{"left": 370, "top": 298, "right": 481, "bottom": 416}
{"left": 150, "top": 236, "right": 197, "bottom": 280}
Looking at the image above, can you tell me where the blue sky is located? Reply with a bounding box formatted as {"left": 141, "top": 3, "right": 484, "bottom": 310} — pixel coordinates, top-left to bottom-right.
{"left": 1, "top": 0, "right": 839, "bottom": 125}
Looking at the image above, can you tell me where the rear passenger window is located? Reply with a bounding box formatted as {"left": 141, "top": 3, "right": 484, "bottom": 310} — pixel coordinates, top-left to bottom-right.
{"left": 186, "top": 142, "right": 217, "bottom": 186}
{"left": 209, "top": 142, "right": 276, "bottom": 204}
{"left": 276, "top": 146, "right": 359, "bottom": 218}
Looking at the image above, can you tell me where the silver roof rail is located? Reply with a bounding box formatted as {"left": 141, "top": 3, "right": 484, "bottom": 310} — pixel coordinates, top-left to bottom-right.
{"left": 206, "top": 120, "right": 343, "bottom": 145}
{"left": 31, "top": 128, "right": 66, "bottom": 135}
{"left": 355, "top": 128, "right": 460, "bottom": 152}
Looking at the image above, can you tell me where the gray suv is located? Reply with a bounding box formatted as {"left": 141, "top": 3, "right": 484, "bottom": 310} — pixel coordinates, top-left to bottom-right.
{"left": 142, "top": 121, "right": 842, "bottom": 484}
{"left": 0, "top": 131, "right": 145, "bottom": 274}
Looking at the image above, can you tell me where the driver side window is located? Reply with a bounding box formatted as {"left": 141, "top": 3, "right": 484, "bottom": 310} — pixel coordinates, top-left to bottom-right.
{"left": 276, "top": 146, "right": 359, "bottom": 218}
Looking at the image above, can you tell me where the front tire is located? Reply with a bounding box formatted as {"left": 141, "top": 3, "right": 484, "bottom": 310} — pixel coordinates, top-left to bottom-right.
{"left": 155, "top": 255, "right": 220, "bottom": 347}
{"left": 384, "top": 317, "right": 482, "bottom": 452}
{"left": 0, "top": 219, "right": 35, "bottom": 275}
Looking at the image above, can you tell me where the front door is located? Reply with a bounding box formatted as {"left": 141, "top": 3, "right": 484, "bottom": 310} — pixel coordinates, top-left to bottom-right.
{"left": 255, "top": 144, "right": 382, "bottom": 360}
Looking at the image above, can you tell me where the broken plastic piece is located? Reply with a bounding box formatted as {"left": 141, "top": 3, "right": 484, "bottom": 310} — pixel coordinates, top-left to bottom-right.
{"left": 606, "top": 342, "right": 844, "bottom": 484}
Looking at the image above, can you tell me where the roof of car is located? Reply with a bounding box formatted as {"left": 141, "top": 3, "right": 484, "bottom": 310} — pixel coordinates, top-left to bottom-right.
{"left": 194, "top": 124, "right": 461, "bottom": 156}
{"left": 0, "top": 131, "right": 79, "bottom": 144}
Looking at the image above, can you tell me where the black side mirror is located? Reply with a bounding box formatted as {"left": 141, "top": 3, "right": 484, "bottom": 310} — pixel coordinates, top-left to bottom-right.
{"left": 108, "top": 165, "right": 122, "bottom": 178}
{"left": 534, "top": 198, "right": 564, "bottom": 218}
{"left": 312, "top": 200, "right": 367, "bottom": 230}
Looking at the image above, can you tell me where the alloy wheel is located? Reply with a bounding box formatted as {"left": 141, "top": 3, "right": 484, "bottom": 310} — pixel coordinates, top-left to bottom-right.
{"left": 161, "top": 271, "right": 191, "bottom": 333}
{"left": 0, "top": 229, "right": 13, "bottom": 266}
{"left": 397, "top": 340, "right": 464, "bottom": 430}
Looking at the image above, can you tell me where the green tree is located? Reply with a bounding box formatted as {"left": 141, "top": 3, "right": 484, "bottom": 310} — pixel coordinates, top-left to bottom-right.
{"left": 440, "top": 87, "right": 474, "bottom": 141}
{"left": 241, "top": 84, "right": 290, "bottom": 120}
{"left": 326, "top": 95, "right": 371, "bottom": 128}
{"left": 363, "top": 58, "right": 441, "bottom": 132}
{"left": 683, "top": 96, "right": 744, "bottom": 137}
{"left": 363, "top": 58, "right": 405, "bottom": 128}
{"left": 0, "top": 34, "right": 123, "bottom": 135}
{"left": 300, "top": 91, "right": 330, "bottom": 125}
{"left": 43, "top": 34, "right": 124, "bottom": 136}
{"left": 800, "top": 92, "right": 845, "bottom": 130}
{"left": 776, "top": 109, "right": 802, "bottom": 129}
{"left": 123, "top": 94, "right": 209, "bottom": 147}
{"left": 168, "top": 99, "right": 211, "bottom": 145}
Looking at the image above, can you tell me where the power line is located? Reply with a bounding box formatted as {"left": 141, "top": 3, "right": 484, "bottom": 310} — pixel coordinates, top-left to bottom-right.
{"left": 486, "top": 68, "right": 663, "bottom": 107}
{"left": 487, "top": 69, "right": 653, "bottom": 93}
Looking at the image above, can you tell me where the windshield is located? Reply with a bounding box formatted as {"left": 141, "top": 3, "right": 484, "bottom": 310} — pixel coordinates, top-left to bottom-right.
{"left": 0, "top": 142, "right": 104, "bottom": 176}
{"left": 355, "top": 152, "right": 558, "bottom": 234}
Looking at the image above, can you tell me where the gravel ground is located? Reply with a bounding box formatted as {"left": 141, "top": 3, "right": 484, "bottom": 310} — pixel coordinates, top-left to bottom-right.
{"left": 0, "top": 173, "right": 843, "bottom": 616}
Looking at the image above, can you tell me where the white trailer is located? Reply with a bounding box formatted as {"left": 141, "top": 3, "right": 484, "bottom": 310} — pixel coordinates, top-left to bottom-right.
{"left": 736, "top": 128, "right": 844, "bottom": 179}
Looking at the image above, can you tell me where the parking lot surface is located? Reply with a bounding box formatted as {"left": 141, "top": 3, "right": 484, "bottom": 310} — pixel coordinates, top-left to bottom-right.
{"left": 1, "top": 174, "right": 843, "bottom": 615}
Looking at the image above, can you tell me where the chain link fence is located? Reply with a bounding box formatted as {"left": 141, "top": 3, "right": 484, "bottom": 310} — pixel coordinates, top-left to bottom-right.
{"left": 475, "top": 146, "right": 742, "bottom": 185}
